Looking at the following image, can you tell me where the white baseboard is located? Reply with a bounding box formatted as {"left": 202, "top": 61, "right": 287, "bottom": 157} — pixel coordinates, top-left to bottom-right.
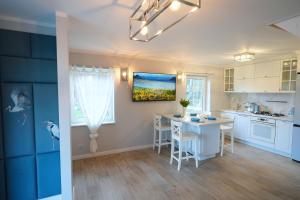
{"left": 39, "top": 195, "right": 61, "bottom": 200}
{"left": 72, "top": 144, "right": 153, "bottom": 161}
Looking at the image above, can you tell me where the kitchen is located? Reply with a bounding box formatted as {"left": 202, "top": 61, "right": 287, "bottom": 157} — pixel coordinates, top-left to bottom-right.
{"left": 221, "top": 56, "right": 300, "bottom": 159}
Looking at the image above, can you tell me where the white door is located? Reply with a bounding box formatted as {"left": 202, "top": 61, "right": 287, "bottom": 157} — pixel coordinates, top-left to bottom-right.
{"left": 234, "top": 79, "right": 255, "bottom": 93}
{"left": 235, "top": 65, "right": 255, "bottom": 80}
{"left": 275, "top": 120, "right": 293, "bottom": 154}
{"left": 254, "top": 61, "right": 281, "bottom": 78}
{"left": 254, "top": 77, "right": 280, "bottom": 93}
{"left": 234, "top": 115, "right": 250, "bottom": 140}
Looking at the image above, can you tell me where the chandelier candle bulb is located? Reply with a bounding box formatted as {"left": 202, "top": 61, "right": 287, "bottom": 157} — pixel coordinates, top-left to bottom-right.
{"left": 170, "top": 0, "right": 181, "bottom": 11}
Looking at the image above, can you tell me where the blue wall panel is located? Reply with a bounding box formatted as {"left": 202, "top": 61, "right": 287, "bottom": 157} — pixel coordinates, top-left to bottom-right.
{"left": 31, "top": 34, "right": 57, "bottom": 59}
{"left": 34, "top": 84, "right": 60, "bottom": 153}
{"left": 2, "top": 84, "right": 35, "bottom": 158}
{"left": 6, "top": 156, "right": 36, "bottom": 200}
{"left": 36, "top": 152, "right": 61, "bottom": 198}
{"left": 0, "top": 57, "right": 57, "bottom": 83}
{"left": 0, "top": 160, "right": 5, "bottom": 200}
{"left": 0, "top": 29, "right": 30, "bottom": 57}
{"left": 0, "top": 108, "right": 3, "bottom": 159}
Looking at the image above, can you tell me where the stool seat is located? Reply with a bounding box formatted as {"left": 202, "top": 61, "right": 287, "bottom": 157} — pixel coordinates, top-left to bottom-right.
{"left": 160, "top": 124, "right": 171, "bottom": 131}
{"left": 220, "top": 125, "right": 233, "bottom": 130}
{"left": 173, "top": 132, "right": 197, "bottom": 141}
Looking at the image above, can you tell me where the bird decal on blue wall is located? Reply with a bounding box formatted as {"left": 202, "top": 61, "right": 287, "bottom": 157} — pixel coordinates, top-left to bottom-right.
{"left": 45, "top": 121, "right": 60, "bottom": 150}
{"left": 6, "top": 88, "right": 31, "bottom": 125}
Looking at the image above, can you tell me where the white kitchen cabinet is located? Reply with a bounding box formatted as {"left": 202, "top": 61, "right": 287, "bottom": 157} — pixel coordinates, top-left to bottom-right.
{"left": 235, "top": 65, "right": 255, "bottom": 80}
{"left": 254, "top": 61, "right": 281, "bottom": 78}
{"left": 275, "top": 120, "right": 293, "bottom": 154}
{"left": 234, "top": 114, "right": 251, "bottom": 140}
{"left": 254, "top": 77, "right": 280, "bottom": 93}
{"left": 224, "top": 68, "right": 234, "bottom": 92}
{"left": 234, "top": 78, "right": 255, "bottom": 93}
{"left": 280, "top": 59, "right": 297, "bottom": 92}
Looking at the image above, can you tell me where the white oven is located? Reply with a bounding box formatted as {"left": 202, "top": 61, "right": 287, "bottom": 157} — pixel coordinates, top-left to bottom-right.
{"left": 250, "top": 117, "right": 276, "bottom": 144}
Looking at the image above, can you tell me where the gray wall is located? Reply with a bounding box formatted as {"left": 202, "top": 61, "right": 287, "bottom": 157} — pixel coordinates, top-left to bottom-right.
{"left": 70, "top": 52, "right": 229, "bottom": 156}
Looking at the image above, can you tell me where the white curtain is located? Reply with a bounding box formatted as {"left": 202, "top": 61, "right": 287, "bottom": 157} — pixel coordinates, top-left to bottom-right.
{"left": 71, "top": 66, "right": 114, "bottom": 153}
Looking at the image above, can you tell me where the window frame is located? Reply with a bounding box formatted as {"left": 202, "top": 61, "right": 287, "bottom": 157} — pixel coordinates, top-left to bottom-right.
{"left": 70, "top": 69, "right": 116, "bottom": 127}
{"left": 185, "top": 74, "right": 210, "bottom": 113}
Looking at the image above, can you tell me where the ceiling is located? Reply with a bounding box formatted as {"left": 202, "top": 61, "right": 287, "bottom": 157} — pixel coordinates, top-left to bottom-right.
{"left": 1, "top": 0, "right": 300, "bottom": 66}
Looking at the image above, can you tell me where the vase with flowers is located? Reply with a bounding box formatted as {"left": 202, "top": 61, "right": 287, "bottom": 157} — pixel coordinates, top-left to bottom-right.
{"left": 179, "top": 98, "right": 190, "bottom": 117}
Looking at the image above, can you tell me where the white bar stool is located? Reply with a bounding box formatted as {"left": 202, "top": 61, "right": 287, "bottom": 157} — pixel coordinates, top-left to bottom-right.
{"left": 153, "top": 115, "right": 171, "bottom": 154}
{"left": 170, "top": 120, "right": 199, "bottom": 171}
{"left": 220, "top": 121, "right": 235, "bottom": 157}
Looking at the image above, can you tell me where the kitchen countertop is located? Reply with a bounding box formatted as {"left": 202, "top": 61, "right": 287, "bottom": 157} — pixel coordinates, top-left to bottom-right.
{"left": 220, "top": 109, "right": 294, "bottom": 122}
{"left": 161, "top": 113, "right": 234, "bottom": 126}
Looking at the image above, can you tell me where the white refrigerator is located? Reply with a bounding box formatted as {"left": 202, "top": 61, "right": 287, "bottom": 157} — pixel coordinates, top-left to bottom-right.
{"left": 292, "top": 73, "right": 300, "bottom": 162}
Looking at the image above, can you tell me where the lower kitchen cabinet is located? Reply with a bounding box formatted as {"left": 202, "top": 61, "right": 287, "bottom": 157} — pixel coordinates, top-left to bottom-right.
{"left": 220, "top": 111, "right": 293, "bottom": 157}
{"left": 275, "top": 120, "right": 293, "bottom": 154}
{"left": 234, "top": 114, "right": 251, "bottom": 140}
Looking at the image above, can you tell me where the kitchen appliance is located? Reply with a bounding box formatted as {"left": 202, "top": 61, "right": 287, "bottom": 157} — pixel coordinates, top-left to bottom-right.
{"left": 254, "top": 111, "right": 285, "bottom": 117}
{"left": 292, "top": 72, "right": 300, "bottom": 162}
{"left": 245, "top": 102, "right": 260, "bottom": 113}
{"left": 250, "top": 116, "right": 276, "bottom": 144}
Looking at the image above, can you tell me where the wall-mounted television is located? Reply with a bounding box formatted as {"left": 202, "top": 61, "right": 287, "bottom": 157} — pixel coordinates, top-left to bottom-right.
{"left": 132, "top": 72, "right": 176, "bottom": 102}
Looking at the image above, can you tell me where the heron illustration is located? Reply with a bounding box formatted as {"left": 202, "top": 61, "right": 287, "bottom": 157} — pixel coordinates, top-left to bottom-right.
{"left": 6, "top": 88, "right": 31, "bottom": 125}
{"left": 45, "top": 120, "right": 60, "bottom": 150}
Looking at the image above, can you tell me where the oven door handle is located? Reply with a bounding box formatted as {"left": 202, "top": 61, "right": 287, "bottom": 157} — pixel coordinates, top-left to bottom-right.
{"left": 251, "top": 121, "right": 275, "bottom": 126}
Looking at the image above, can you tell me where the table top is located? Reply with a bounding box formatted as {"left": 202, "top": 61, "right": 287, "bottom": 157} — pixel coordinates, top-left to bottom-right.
{"left": 161, "top": 114, "right": 234, "bottom": 126}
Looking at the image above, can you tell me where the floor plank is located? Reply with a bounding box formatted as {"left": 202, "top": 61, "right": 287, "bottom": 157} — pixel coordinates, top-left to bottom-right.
{"left": 73, "top": 142, "right": 300, "bottom": 200}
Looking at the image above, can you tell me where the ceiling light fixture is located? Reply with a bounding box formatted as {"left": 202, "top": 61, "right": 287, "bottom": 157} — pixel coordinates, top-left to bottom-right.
{"left": 129, "top": 0, "right": 201, "bottom": 42}
{"left": 234, "top": 52, "right": 255, "bottom": 62}
{"left": 170, "top": 0, "right": 181, "bottom": 11}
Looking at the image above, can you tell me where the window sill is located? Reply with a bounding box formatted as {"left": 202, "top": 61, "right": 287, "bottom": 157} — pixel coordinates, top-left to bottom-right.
{"left": 71, "top": 121, "right": 116, "bottom": 127}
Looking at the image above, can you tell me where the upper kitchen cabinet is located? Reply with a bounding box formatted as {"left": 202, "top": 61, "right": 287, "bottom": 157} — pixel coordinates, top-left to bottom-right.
{"left": 235, "top": 65, "right": 255, "bottom": 80}
{"left": 254, "top": 61, "right": 281, "bottom": 78}
{"left": 224, "top": 68, "right": 234, "bottom": 92}
{"left": 280, "top": 59, "right": 297, "bottom": 92}
{"left": 0, "top": 29, "right": 30, "bottom": 57}
{"left": 30, "top": 34, "right": 57, "bottom": 59}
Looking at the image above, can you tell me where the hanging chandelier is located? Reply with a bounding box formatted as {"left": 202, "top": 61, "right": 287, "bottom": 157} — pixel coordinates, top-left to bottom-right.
{"left": 129, "top": 0, "right": 201, "bottom": 42}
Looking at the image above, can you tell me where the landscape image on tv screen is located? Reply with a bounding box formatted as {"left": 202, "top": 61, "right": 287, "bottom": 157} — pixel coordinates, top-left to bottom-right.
{"left": 132, "top": 72, "right": 176, "bottom": 101}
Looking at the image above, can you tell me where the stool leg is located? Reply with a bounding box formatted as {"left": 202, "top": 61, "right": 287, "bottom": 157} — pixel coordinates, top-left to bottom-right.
{"left": 178, "top": 142, "right": 182, "bottom": 171}
{"left": 221, "top": 130, "right": 225, "bottom": 157}
{"left": 158, "top": 130, "right": 162, "bottom": 155}
{"left": 153, "top": 128, "right": 156, "bottom": 150}
{"left": 231, "top": 130, "right": 234, "bottom": 153}
{"left": 195, "top": 138, "right": 198, "bottom": 168}
{"left": 170, "top": 138, "right": 174, "bottom": 165}
{"left": 185, "top": 142, "right": 189, "bottom": 161}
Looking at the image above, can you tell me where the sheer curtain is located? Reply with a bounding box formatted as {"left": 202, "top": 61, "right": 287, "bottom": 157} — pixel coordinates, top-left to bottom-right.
{"left": 71, "top": 66, "right": 114, "bottom": 153}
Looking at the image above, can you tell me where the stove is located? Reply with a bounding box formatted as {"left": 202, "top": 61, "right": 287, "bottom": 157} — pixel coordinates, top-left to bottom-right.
{"left": 253, "top": 111, "right": 285, "bottom": 117}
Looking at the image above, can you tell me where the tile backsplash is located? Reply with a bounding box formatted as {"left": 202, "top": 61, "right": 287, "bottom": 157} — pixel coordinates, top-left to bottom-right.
{"left": 227, "top": 93, "right": 295, "bottom": 115}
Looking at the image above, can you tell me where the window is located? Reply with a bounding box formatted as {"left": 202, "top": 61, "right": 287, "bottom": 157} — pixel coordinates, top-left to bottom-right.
{"left": 186, "top": 75, "right": 210, "bottom": 113}
{"left": 70, "top": 68, "right": 115, "bottom": 126}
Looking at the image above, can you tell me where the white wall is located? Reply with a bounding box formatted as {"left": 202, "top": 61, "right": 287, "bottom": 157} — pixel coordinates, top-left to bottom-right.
{"left": 70, "top": 51, "right": 229, "bottom": 156}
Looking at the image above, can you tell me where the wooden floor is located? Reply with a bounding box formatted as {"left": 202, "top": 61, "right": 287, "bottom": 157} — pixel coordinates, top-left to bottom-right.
{"left": 73, "top": 142, "right": 300, "bottom": 200}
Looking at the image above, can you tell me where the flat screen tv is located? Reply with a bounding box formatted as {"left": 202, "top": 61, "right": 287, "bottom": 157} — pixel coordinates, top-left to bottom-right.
{"left": 132, "top": 72, "right": 176, "bottom": 102}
